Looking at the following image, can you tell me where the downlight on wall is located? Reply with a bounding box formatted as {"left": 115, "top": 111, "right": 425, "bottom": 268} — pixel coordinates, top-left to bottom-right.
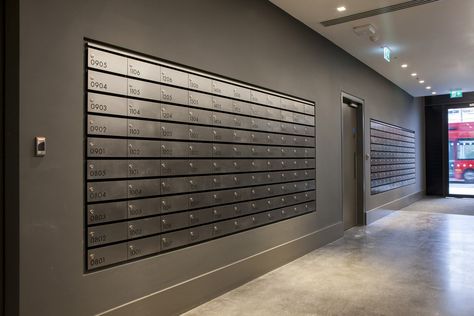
{"left": 337, "top": 6, "right": 346, "bottom": 12}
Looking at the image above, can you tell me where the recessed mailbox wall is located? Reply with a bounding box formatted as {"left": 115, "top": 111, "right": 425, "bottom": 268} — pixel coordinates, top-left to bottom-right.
{"left": 85, "top": 43, "right": 316, "bottom": 270}
{"left": 370, "top": 119, "right": 416, "bottom": 195}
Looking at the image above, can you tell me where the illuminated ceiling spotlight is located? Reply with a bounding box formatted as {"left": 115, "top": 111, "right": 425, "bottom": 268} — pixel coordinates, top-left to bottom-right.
{"left": 401, "top": 64, "right": 408, "bottom": 68}
{"left": 432, "top": 92, "right": 437, "bottom": 95}
{"left": 337, "top": 6, "right": 346, "bottom": 12}
{"left": 411, "top": 73, "right": 417, "bottom": 77}
{"left": 426, "top": 86, "right": 431, "bottom": 90}
{"left": 419, "top": 80, "right": 425, "bottom": 84}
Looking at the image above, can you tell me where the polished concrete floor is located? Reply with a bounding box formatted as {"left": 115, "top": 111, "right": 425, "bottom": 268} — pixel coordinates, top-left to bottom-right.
{"left": 401, "top": 196, "right": 474, "bottom": 216}
{"left": 184, "top": 207, "right": 474, "bottom": 315}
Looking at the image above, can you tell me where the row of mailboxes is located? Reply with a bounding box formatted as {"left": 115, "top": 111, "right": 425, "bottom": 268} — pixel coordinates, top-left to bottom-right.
{"left": 370, "top": 136, "right": 415, "bottom": 149}
{"left": 87, "top": 200, "right": 316, "bottom": 270}
{"left": 87, "top": 137, "right": 315, "bottom": 159}
{"left": 85, "top": 43, "right": 317, "bottom": 271}
{"left": 87, "top": 158, "right": 316, "bottom": 180}
{"left": 370, "top": 121, "right": 415, "bottom": 139}
{"left": 87, "top": 174, "right": 316, "bottom": 203}
{"left": 371, "top": 179, "right": 416, "bottom": 195}
{"left": 370, "top": 129, "right": 415, "bottom": 143}
{"left": 88, "top": 114, "right": 314, "bottom": 146}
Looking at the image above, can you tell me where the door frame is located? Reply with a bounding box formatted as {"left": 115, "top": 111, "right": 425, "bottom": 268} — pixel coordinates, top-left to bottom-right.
{"left": 446, "top": 104, "right": 474, "bottom": 198}
{"left": 340, "top": 92, "right": 366, "bottom": 227}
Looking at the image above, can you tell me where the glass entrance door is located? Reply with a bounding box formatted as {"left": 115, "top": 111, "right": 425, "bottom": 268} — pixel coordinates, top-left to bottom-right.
{"left": 448, "top": 107, "right": 474, "bottom": 195}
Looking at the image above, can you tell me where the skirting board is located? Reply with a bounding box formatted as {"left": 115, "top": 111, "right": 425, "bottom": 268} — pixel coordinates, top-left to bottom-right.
{"left": 366, "top": 190, "right": 425, "bottom": 225}
{"left": 100, "top": 221, "right": 343, "bottom": 316}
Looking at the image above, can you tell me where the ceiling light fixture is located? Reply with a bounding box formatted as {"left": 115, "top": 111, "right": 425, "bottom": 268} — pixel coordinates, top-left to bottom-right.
{"left": 337, "top": 6, "right": 346, "bottom": 12}
{"left": 419, "top": 80, "right": 425, "bottom": 84}
{"left": 426, "top": 86, "right": 431, "bottom": 90}
{"left": 401, "top": 64, "right": 408, "bottom": 68}
{"left": 432, "top": 92, "right": 437, "bottom": 95}
{"left": 411, "top": 73, "right": 417, "bottom": 77}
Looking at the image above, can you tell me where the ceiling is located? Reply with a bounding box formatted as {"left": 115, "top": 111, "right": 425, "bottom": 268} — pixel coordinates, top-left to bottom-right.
{"left": 270, "top": 0, "right": 474, "bottom": 97}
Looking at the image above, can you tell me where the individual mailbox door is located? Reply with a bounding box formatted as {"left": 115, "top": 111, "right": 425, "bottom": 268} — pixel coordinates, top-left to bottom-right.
{"left": 304, "top": 126, "right": 315, "bottom": 137}
{"left": 87, "top": 243, "right": 128, "bottom": 270}
{"left": 127, "top": 58, "right": 161, "bottom": 82}
{"left": 128, "top": 217, "right": 161, "bottom": 239}
{"left": 281, "top": 110, "right": 294, "bottom": 123}
{"left": 188, "top": 159, "right": 213, "bottom": 175}
{"left": 188, "top": 208, "right": 214, "bottom": 226}
{"left": 266, "top": 94, "right": 280, "bottom": 108}
{"left": 88, "top": 92, "right": 127, "bottom": 116}
{"left": 128, "top": 139, "right": 161, "bottom": 158}
{"left": 250, "top": 118, "right": 265, "bottom": 131}
{"left": 188, "top": 192, "right": 213, "bottom": 210}
{"left": 87, "top": 160, "right": 128, "bottom": 180}
{"left": 161, "top": 85, "right": 188, "bottom": 106}
{"left": 232, "top": 130, "right": 251, "bottom": 143}
{"left": 128, "top": 197, "right": 161, "bottom": 218}
{"left": 87, "top": 180, "right": 128, "bottom": 202}
{"left": 211, "top": 204, "right": 234, "bottom": 221}
{"left": 128, "top": 78, "right": 161, "bottom": 100}
{"left": 232, "top": 85, "right": 250, "bottom": 101}
{"left": 161, "top": 66, "right": 188, "bottom": 88}
{"left": 87, "top": 138, "right": 128, "bottom": 158}
{"left": 294, "top": 102, "right": 306, "bottom": 114}
{"left": 160, "top": 122, "right": 189, "bottom": 140}
{"left": 249, "top": 131, "right": 265, "bottom": 144}
{"left": 188, "top": 91, "right": 212, "bottom": 110}
{"left": 212, "top": 160, "right": 232, "bottom": 174}
{"left": 127, "top": 99, "right": 161, "bottom": 120}
{"left": 212, "top": 96, "right": 233, "bottom": 112}
{"left": 265, "top": 107, "right": 281, "bottom": 121}
{"left": 212, "top": 111, "right": 234, "bottom": 127}
{"left": 87, "top": 115, "right": 127, "bottom": 137}
{"left": 160, "top": 103, "right": 188, "bottom": 123}
{"left": 249, "top": 146, "right": 265, "bottom": 158}
{"left": 88, "top": 48, "right": 127, "bottom": 75}
{"left": 128, "top": 179, "right": 161, "bottom": 198}
{"left": 212, "top": 127, "right": 234, "bottom": 142}
{"left": 88, "top": 222, "right": 128, "bottom": 247}
{"left": 127, "top": 235, "right": 161, "bottom": 260}
{"left": 212, "top": 143, "right": 234, "bottom": 158}
{"left": 211, "top": 80, "right": 234, "bottom": 97}
{"left": 293, "top": 113, "right": 306, "bottom": 125}
{"left": 127, "top": 160, "right": 161, "bottom": 178}
{"left": 305, "top": 114, "right": 315, "bottom": 126}
{"left": 88, "top": 70, "right": 127, "bottom": 96}
{"left": 189, "top": 125, "right": 214, "bottom": 142}
{"left": 160, "top": 141, "right": 187, "bottom": 158}
{"left": 188, "top": 74, "right": 212, "bottom": 93}
{"left": 280, "top": 98, "right": 296, "bottom": 112}
{"left": 304, "top": 147, "right": 316, "bottom": 158}
{"left": 160, "top": 177, "right": 188, "bottom": 195}
{"left": 249, "top": 90, "right": 266, "bottom": 105}
{"left": 160, "top": 195, "right": 189, "bottom": 214}
{"left": 232, "top": 101, "right": 251, "bottom": 116}
{"left": 161, "top": 212, "right": 188, "bottom": 232}
{"left": 161, "top": 229, "right": 189, "bottom": 251}
{"left": 188, "top": 108, "right": 213, "bottom": 125}
{"left": 87, "top": 201, "right": 128, "bottom": 225}
{"left": 160, "top": 160, "right": 189, "bottom": 177}
{"left": 188, "top": 175, "right": 214, "bottom": 192}
{"left": 188, "top": 142, "right": 213, "bottom": 158}
{"left": 212, "top": 220, "right": 236, "bottom": 237}
{"left": 189, "top": 224, "right": 213, "bottom": 244}
{"left": 127, "top": 119, "right": 160, "bottom": 138}
{"left": 210, "top": 189, "right": 234, "bottom": 205}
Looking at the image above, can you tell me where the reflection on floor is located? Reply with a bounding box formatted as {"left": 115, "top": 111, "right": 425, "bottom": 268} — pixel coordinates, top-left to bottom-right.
{"left": 183, "top": 211, "right": 474, "bottom": 316}
{"left": 401, "top": 196, "right": 474, "bottom": 216}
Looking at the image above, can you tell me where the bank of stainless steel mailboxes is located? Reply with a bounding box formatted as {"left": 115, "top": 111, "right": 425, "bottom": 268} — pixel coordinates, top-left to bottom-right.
{"left": 369, "top": 119, "right": 416, "bottom": 195}
{"left": 85, "top": 43, "right": 316, "bottom": 270}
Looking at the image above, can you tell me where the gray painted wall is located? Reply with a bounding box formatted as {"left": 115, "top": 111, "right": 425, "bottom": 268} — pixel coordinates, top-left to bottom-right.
{"left": 17, "top": 0, "right": 424, "bottom": 315}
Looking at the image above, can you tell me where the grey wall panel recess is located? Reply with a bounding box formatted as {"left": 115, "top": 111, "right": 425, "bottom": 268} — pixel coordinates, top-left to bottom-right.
{"left": 370, "top": 119, "right": 416, "bottom": 195}
{"left": 17, "top": 0, "right": 424, "bottom": 315}
{"left": 84, "top": 43, "right": 316, "bottom": 271}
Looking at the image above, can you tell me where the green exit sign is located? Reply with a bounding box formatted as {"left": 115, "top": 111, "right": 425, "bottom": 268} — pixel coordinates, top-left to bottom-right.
{"left": 383, "top": 47, "right": 391, "bottom": 62}
{"left": 450, "top": 90, "right": 463, "bottom": 98}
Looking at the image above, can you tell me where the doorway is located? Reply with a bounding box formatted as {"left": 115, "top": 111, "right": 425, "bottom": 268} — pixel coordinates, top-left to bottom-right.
{"left": 341, "top": 94, "right": 364, "bottom": 230}
{"left": 447, "top": 106, "right": 474, "bottom": 196}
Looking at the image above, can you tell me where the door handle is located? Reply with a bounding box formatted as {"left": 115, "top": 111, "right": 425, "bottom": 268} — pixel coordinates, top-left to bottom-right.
{"left": 354, "top": 152, "right": 357, "bottom": 179}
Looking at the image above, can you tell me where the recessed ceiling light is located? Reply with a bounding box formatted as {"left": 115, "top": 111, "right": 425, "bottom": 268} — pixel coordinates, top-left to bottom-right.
{"left": 401, "top": 64, "right": 408, "bottom": 68}
{"left": 411, "top": 73, "right": 417, "bottom": 77}
{"left": 337, "top": 6, "right": 346, "bottom": 12}
{"left": 432, "top": 92, "right": 437, "bottom": 95}
{"left": 419, "top": 80, "right": 425, "bottom": 84}
{"left": 426, "top": 86, "right": 431, "bottom": 90}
